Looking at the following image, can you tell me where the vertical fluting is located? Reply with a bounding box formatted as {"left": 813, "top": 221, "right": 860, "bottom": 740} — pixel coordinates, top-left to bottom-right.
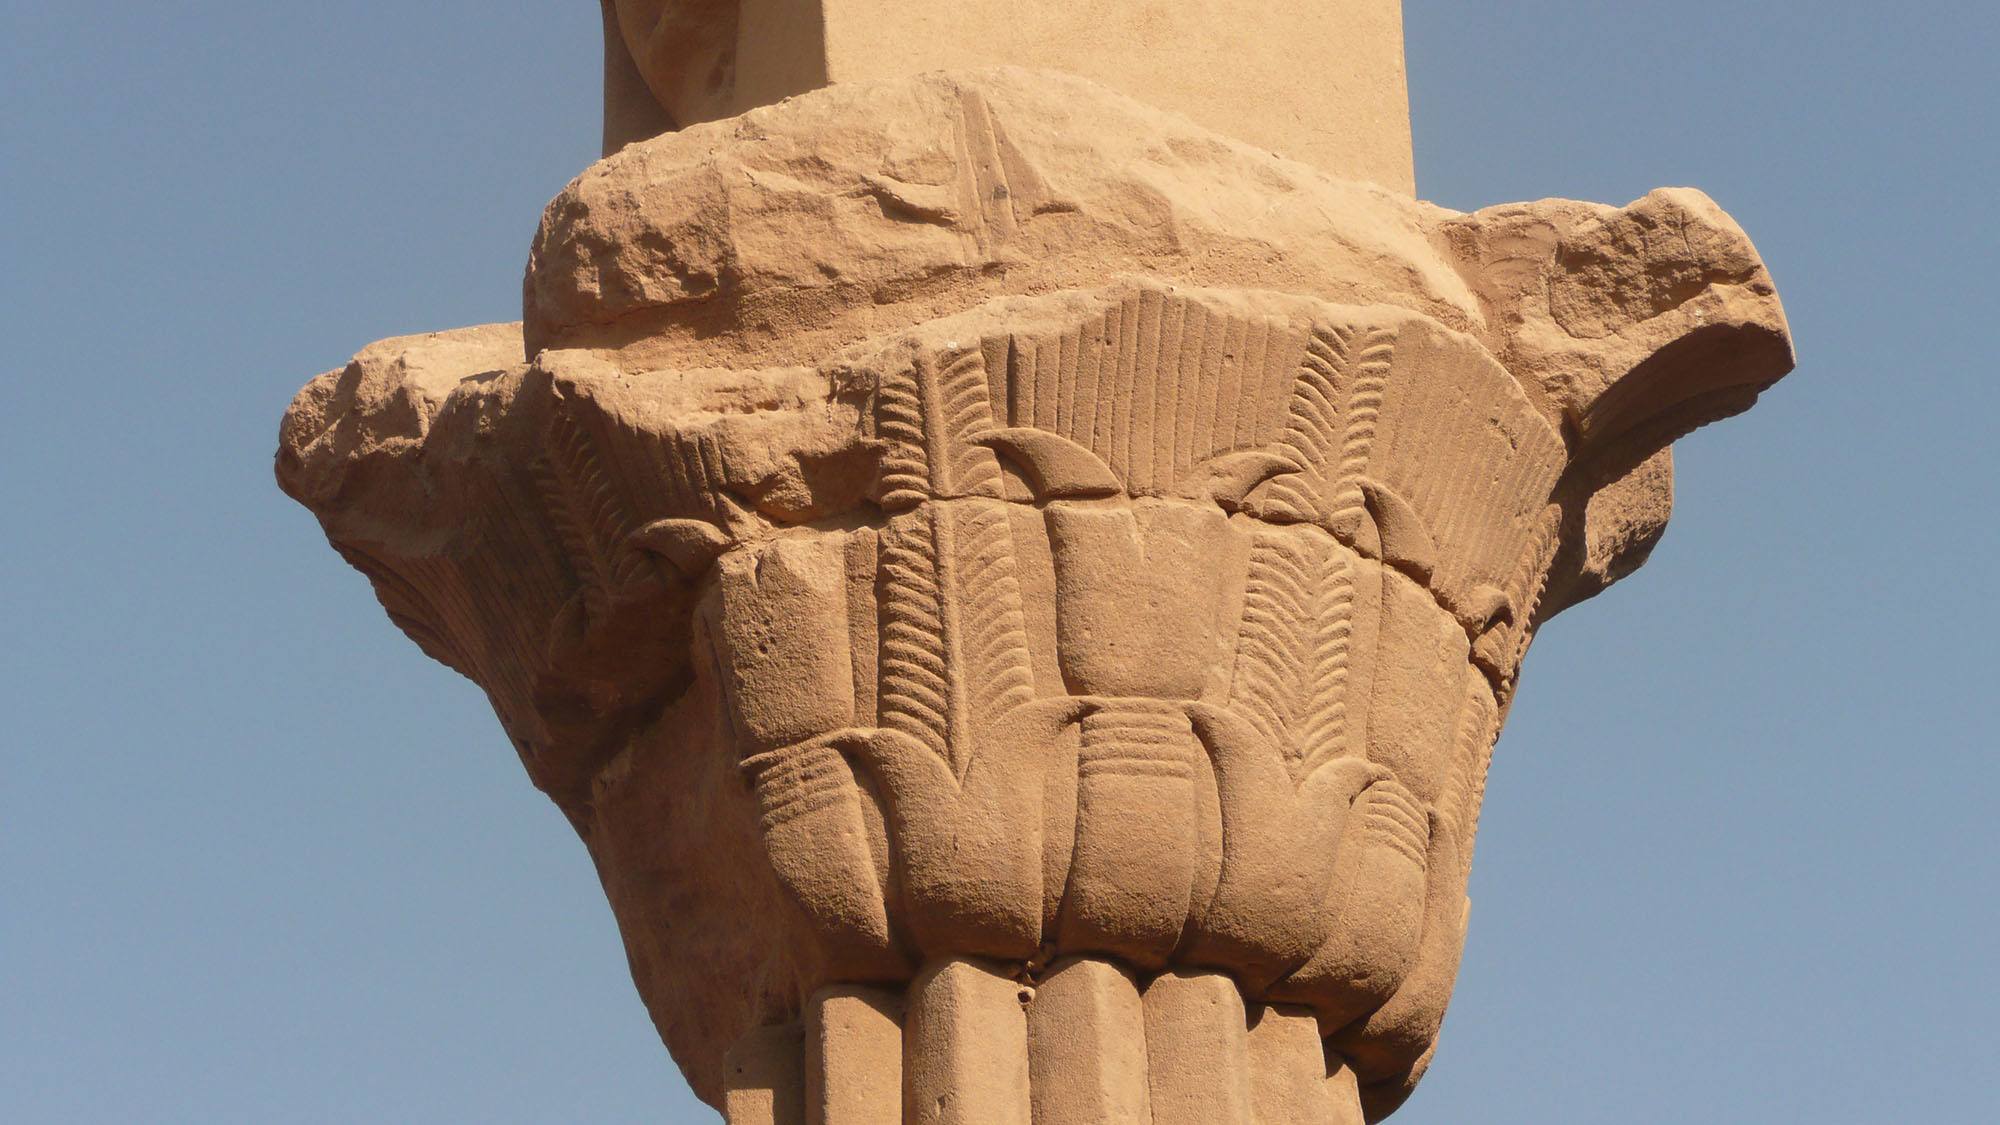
{"left": 1027, "top": 958, "right": 1151, "bottom": 1124}
{"left": 1143, "top": 971, "right": 1254, "bottom": 1125}
{"left": 806, "top": 986, "right": 903, "bottom": 1125}
{"left": 725, "top": 956, "right": 1369, "bottom": 1124}
{"left": 1247, "top": 1004, "right": 1341, "bottom": 1124}
{"left": 903, "top": 958, "right": 1033, "bottom": 1125}
{"left": 723, "top": 1022, "right": 805, "bottom": 1125}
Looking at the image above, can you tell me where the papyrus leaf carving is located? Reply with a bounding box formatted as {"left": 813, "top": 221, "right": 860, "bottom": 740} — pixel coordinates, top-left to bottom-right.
{"left": 534, "top": 407, "right": 652, "bottom": 600}
{"left": 1061, "top": 700, "right": 1201, "bottom": 968}
{"left": 877, "top": 501, "right": 1034, "bottom": 779}
{"left": 1323, "top": 326, "right": 1398, "bottom": 540}
{"left": 1186, "top": 700, "right": 1383, "bottom": 990}
{"left": 739, "top": 734, "right": 898, "bottom": 977}
{"left": 334, "top": 542, "right": 466, "bottom": 675}
{"left": 1331, "top": 813, "right": 1467, "bottom": 1090}
{"left": 984, "top": 289, "right": 1308, "bottom": 499}
{"left": 1442, "top": 681, "right": 1499, "bottom": 871}
{"left": 1360, "top": 477, "right": 1440, "bottom": 584}
{"left": 628, "top": 518, "right": 732, "bottom": 578}
{"left": 878, "top": 349, "right": 1004, "bottom": 508}
{"left": 1231, "top": 529, "right": 1315, "bottom": 762}
{"left": 877, "top": 510, "right": 954, "bottom": 768}
{"left": 1227, "top": 526, "right": 1364, "bottom": 786}
{"left": 1277, "top": 777, "right": 1431, "bottom": 1025}
{"left": 1256, "top": 326, "right": 1353, "bottom": 523}
{"left": 1474, "top": 504, "right": 1564, "bottom": 690}
{"left": 974, "top": 427, "right": 1122, "bottom": 499}
{"left": 1295, "top": 544, "right": 1359, "bottom": 780}
{"left": 954, "top": 503, "right": 1037, "bottom": 727}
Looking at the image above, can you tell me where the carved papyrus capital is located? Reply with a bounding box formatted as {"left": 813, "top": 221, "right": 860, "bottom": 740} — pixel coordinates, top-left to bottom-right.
{"left": 279, "top": 70, "right": 1791, "bottom": 1120}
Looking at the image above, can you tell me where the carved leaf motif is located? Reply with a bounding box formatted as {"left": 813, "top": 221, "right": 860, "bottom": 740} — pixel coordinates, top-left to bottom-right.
{"left": 334, "top": 542, "right": 465, "bottom": 675}
{"left": 533, "top": 407, "right": 652, "bottom": 599}
{"left": 877, "top": 509, "right": 953, "bottom": 768}
{"left": 877, "top": 350, "right": 1004, "bottom": 509}
{"left": 1361, "top": 477, "right": 1439, "bottom": 584}
{"left": 628, "top": 518, "right": 731, "bottom": 578}
{"left": 737, "top": 734, "right": 899, "bottom": 977}
{"left": 875, "top": 366, "right": 930, "bottom": 510}
{"left": 952, "top": 503, "right": 1037, "bottom": 727}
{"left": 1230, "top": 529, "right": 1364, "bottom": 785}
{"left": 1296, "top": 545, "right": 1358, "bottom": 780}
{"left": 877, "top": 501, "right": 1034, "bottom": 779}
{"left": 1277, "top": 777, "right": 1431, "bottom": 1024}
{"left": 1474, "top": 503, "right": 1564, "bottom": 692}
{"left": 1231, "top": 529, "right": 1314, "bottom": 764}
{"left": 1332, "top": 812, "right": 1466, "bottom": 1088}
{"left": 985, "top": 288, "right": 1309, "bottom": 500}
{"left": 1256, "top": 326, "right": 1352, "bottom": 523}
{"left": 1443, "top": 681, "right": 1499, "bottom": 870}
{"left": 974, "top": 427, "right": 1122, "bottom": 499}
{"left": 1181, "top": 450, "right": 1296, "bottom": 509}
{"left": 1322, "top": 325, "right": 1399, "bottom": 539}
{"left": 1062, "top": 700, "right": 1200, "bottom": 966}
{"left": 1185, "top": 700, "right": 1384, "bottom": 986}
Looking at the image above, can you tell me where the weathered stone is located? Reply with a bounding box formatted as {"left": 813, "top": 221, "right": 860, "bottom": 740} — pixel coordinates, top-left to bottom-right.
{"left": 805, "top": 986, "right": 902, "bottom": 1124}
{"left": 724, "top": 1022, "right": 806, "bottom": 1125}
{"left": 1248, "top": 1005, "right": 1343, "bottom": 1124}
{"left": 1026, "top": 959, "right": 1150, "bottom": 1125}
{"left": 902, "top": 959, "right": 1032, "bottom": 1125}
{"left": 598, "top": 0, "right": 1414, "bottom": 191}
{"left": 1143, "top": 972, "right": 1253, "bottom": 1124}
{"left": 280, "top": 23, "right": 1792, "bottom": 1122}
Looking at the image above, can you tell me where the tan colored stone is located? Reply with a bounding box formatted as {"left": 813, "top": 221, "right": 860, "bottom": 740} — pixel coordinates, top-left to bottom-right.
{"left": 805, "top": 986, "right": 903, "bottom": 1125}
{"left": 600, "top": 0, "right": 1413, "bottom": 191}
{"left": 727, "top": 955, "right": 1398, "bottom": 1122}
{"left": 1027, "top": 958, "right": 1150, "bottom": 1125}
{"left": 902, "top": 958, "right": 1032, "bottom": 1125}
{"left": 724, "top": 1022, "right": 805, "bottom": 1125}
{"left": 1248, "top": 1004, "right": 1342, "bottom": 1124}
{"left": 1327, "top": 1061, "right": 1370, "bottom": 1125}
{"left": 1143, "top": 971, "right": 1253, "bottom": 1124}
{"left": 281, "top": 54, "right": 1793, "bottom": 1123}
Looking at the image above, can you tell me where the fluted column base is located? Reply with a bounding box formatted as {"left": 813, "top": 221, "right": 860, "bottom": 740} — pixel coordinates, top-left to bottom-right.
{"left": 723, "top": 957, "right": 1366, "bottom": 1125}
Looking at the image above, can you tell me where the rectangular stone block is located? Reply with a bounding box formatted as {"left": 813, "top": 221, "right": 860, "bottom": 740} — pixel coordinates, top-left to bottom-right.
{"left": 1144, "top": 970, "right": 1253, "bottom": 1125}
{"left": 1247, "top": 1004, "right": 1338, "bottom": 1124}
{"left": 1027, "top": 958, "right": 1151, "bottom": 1125}
{"left": 806, "top": 985, "right": 903, "bottom": 1125}
{"left": 828, "top": 0, "right": 1412, "bottom": 191}
{"left": 903, "top": 958, "right": 1032, "bottom": 1125}
{"left": 724, "top": 1022, "right": 806, "bottom": 1125}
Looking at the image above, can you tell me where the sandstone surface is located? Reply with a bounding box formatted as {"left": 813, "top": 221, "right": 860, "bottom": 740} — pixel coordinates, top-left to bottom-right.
{"left": 280, "top": 65, "right": 1792, "bottom": 1122}
{"left": 598, "top": 0, "right": 1414, "bottom": 192}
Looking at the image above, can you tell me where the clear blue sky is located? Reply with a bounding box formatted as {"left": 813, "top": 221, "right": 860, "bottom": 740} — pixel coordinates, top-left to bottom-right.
{"left": 4, "top": 3, "right": 1995, "bottom": 1121}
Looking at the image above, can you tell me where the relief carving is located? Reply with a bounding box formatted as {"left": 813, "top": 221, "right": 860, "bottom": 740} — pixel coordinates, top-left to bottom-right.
{"left": 279, "top": 67, "right": 1792, "bottom": 1121}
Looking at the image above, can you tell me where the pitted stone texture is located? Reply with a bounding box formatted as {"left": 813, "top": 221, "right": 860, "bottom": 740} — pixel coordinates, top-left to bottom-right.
{"left": 1027, "top": 959, "right": 1150, "bottom": 1124}
{"left": 279, "top": 70, "right": 1792, "bottom": 1117}
{"left": 527, "top": 68, "right": 1788, "bottom": 620}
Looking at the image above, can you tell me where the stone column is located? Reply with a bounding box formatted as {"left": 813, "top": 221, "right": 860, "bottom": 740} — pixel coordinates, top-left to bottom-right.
{"left": 278, "top": 5, "right": 1792, "bottom": 1121}
{"left": 599, "top": 0, "right": 1413, "bottom": 190}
